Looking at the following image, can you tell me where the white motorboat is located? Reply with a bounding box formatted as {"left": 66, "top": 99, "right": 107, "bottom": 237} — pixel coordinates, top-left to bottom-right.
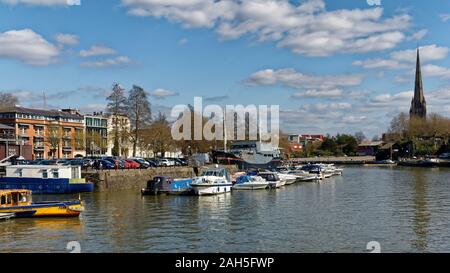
{"left": 0, "top": 212, "right": 14, "bottom": 221}
{"left": 233, "top": 176, "right": 269, "bottom": 190}
{"left": 277, "top": 173, "right": 298, "bottom": 185}
{"left": 286, "top": 170, "right": 321, "bottom": 182}
{"left": 190, "top": 168, "right": 233, "bottom": 196}
{"left": 317, "top": 164, "right": 343, "bottom": 176}
{"left": 257, "top": 172, "right": 284, "bottom": 188}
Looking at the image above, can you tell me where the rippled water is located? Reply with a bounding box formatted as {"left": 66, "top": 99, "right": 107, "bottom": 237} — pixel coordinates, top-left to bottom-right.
{"left": 1, "top": 166, "right": 450, "bottom": 253}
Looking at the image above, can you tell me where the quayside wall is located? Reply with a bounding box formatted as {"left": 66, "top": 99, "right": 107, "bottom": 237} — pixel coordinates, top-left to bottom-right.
{"left": 82, "top": 165, "right": 239, "bottom": 192}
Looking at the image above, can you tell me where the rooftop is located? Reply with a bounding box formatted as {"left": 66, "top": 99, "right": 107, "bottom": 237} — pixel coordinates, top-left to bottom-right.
{"left": 0, "top": 106, "right": 84, "bottom": 120}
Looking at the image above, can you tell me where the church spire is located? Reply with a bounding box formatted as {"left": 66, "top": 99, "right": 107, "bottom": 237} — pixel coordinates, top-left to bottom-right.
{"left": 410, "top": 48, "right": 427, "bottom": 119}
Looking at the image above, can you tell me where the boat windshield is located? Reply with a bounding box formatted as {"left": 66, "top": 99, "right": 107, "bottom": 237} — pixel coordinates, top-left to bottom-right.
{"left": 203, "top": 170, "right": 223, "bottom": 177}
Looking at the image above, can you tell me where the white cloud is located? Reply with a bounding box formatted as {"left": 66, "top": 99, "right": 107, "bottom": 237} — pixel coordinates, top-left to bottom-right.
{"left": 440, "top": 14, "right": 450, "bottom": 22}
{"left": 149, "top": 88, "right": 179, "bottom": 99}
{"left": 55, "top": 33, "right": 79, "bottom": 46}
{"left": 391, "top": 44, "right": 450, "bottom": 63}
{"left": 291, "top": 89, "right": 343, "bottom": 98}
{"left": 406, "top": 29, "right": 427, "bottom": 41}
{"left": 0, "top": 29, "right": 59, "bottom": 65}
{"left": 0, "top": 0, "right": 68, "bottom": 5}
{"left": 370, "top": 91, "right": 413, "bottom": 104}
{"left": 178, "top": 37, "right": 188, "bottom": 45}
{"left": 79, "top": 45, "right": 116, "bottom": 57}
{"left": 80, "top": 56, "right": 130, "bottom": 68}
{"left": 122, "top": 0, "right": 411, "bottom": 56}
{"left": 245, "top": 68, "right": 363, "bottom": 90}
{"left": 353, "top": 58, "right": 407, "bottom": 70}
{"left": 353, "top": 44, "right": 450, "bottom": 70}
{"left": 79, "top": 103, "right": 106, "bottom": 114}
{"left": 421, "top": 64, "right": 450, "bottom": 79}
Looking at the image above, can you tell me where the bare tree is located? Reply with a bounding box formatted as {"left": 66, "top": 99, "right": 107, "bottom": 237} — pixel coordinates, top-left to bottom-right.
{"left": 126, "top": 85, "right": 151, "bottom": 157}
{"left": 142, "top": 112, "right": 174, "bottom": 157}
{"left": 0, "top": 93, "right": 18, "bottom": 111}
{"left": 46, "top": 125, "right": 61, "bottom": 159}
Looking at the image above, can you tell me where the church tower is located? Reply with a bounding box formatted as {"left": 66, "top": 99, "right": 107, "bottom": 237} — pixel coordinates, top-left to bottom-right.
{"left": 409, "top": 48, "right": 427, "bottom": 119}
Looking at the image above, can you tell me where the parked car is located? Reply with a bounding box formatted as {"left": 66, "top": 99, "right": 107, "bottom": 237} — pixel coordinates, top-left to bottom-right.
{"left": 125, "top": 159, "right": 140, "bottom": 169}
{"left": 157, "top": 158, "right": 173, "bottom": 167}
{"left": 67, "top": 160, "right": 84, "bottom": 166}
{"left": 97, "top": 159, "right": 116, "bottom": 169}
{"left": 145, "top": 159, "right": 158, "bottom": 167}
{"left": 132, "top": 158, "right": 150, "bottom": 169}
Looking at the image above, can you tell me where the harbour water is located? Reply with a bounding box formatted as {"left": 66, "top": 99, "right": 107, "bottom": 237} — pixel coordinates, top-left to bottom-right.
{"left": 1, "top": 166, "right": 450, "bottom": 253}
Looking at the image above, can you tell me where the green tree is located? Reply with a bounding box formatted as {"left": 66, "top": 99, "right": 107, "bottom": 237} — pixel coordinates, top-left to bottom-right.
{"left": 106, "top": 83, "right": 127, "bottom": 156}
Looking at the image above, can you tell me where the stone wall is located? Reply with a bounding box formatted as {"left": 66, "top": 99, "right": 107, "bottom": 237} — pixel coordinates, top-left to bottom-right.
{"left": 82, "top": 165, "right": 239, "bottom": 192}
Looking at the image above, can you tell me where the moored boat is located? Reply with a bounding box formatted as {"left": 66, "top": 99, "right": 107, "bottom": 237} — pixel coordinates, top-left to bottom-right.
{"left": 257, "top": 172, "right": 284, "bottom": 188}
{"left": 233, "top": 175, "right": 269, "bottom": 190}
{"left": 0, "top": 190, "right": 84, "bottom": 218}
{"left": 190, "top": 168, "right": 233, "bottom": 196}
{"left": 0, "top": 212, "right": 14, "bottom": 221}
{"left": 277, "top": 173, "right": 298, "bottom": 185}
{"left": 0, "top": 165, "right": 94, "bottom": 194}
{"left": 141, "top": 176, "right": 193, "bottom": 195}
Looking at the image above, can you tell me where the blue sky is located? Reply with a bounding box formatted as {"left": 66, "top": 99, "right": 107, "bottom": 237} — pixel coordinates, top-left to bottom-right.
{"left": 0, "top": 0, "right": 449, "bottom": 138}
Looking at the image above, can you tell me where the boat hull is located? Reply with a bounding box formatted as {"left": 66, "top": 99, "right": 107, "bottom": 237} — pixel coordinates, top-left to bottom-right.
{"left": 0, "top": 178, "right": 94, "bottom": 194}
{"left": 190, "top": 184, "right": 233, "bottom": 196}
{"left": 0, "top": 201, "right": 84, "bottom": 218}
{"left": 0, "top": 213, "right": 14, "bottom": 221}
{"left": 233, "top": 183, "right": 268, "bottom": 190}
{"left": 268, "top": 181, "right": 284, "bottom": 189}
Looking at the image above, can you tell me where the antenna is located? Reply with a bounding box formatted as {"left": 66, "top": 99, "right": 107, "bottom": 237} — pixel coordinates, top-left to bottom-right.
{"left": 224, "top": 112, "right": 227, "bottom": 152}
{"left": 43, "top": 91, "right": 47, "bottom": 109}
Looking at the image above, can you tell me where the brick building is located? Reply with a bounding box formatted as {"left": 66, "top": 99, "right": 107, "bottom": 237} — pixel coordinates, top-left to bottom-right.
{"left": 0, "top": 107, "right": 85, "bottom": 160}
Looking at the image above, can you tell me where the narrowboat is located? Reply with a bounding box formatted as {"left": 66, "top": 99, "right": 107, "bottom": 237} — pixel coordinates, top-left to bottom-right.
{"left": 141, "top": 176, "right": 193, "bottom": 195}
{"left": 0, "top": 165, "right": 94, "bottom": 194}
{"left": 0, "top": 190, "right": 84, "bottom": 218}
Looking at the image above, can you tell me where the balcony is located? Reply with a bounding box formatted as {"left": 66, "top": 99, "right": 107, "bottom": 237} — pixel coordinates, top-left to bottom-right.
{"left": 34, "top": 145, "right": 45, "bottom": 151}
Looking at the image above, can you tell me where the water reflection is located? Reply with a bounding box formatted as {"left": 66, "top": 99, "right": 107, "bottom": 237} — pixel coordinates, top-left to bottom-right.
{"left": 410, "top": 169, "right": 431, "bottom": 252}
{"left": 1, "top": 167, "right": 450, "bottom": 252}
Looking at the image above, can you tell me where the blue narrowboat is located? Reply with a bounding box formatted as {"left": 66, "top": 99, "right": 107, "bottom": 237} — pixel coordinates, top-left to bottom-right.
{"left": 0, "top": 165, "right": 94, "bottom": 194}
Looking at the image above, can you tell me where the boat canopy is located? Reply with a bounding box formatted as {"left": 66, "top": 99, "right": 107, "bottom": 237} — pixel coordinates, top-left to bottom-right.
{"left": 0, "top": 190, "right": 32, "bottom": 207}
{"left": 236, "top": 175, "right": 251, "bottom": 184}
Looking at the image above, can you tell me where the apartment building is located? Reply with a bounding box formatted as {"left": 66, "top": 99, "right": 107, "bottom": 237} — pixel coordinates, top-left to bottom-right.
{"left": 0, "top": 107, "right": 85, "bottom": 159}
{"left": 85, "top": 112, "right": 108, "bottom": 156}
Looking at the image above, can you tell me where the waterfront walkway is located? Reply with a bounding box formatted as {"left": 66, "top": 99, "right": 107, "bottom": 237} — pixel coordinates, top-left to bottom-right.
{"left": 289, "top": 156, "right": 375, "bottom": 164}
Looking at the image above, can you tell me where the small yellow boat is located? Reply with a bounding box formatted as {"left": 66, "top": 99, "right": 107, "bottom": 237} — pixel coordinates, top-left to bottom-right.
{"left": 0, "top": 190, "right": 84, "bottom": 218}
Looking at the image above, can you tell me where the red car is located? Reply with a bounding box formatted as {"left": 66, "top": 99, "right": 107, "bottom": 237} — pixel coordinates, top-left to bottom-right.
{"left": 125, "top": 159, "right": 140, "bottom": 169}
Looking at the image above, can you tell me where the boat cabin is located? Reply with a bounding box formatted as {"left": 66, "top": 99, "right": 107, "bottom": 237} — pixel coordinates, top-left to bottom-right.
{"left": 257, "top": 172, "right": 280, "bottom": 182}
{"left": 5, "top": 165, "right": 82, "bottom": 180}
{"left": 145, "top": 176, "right": 173, "bottom": 192}
{"left": 201, "top": 168, "right": 231, "bottom": 182}
{"left": 0, "top": 190, "right": 32, "bottom": 208}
